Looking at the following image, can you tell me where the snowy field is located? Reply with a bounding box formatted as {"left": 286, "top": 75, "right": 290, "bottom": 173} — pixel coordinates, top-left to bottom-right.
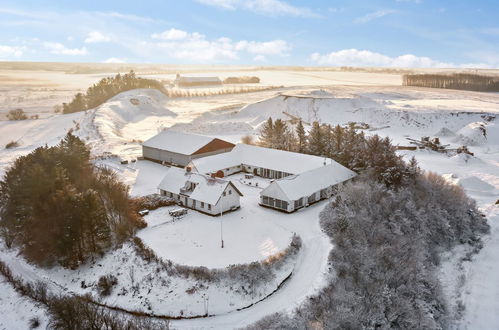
{"left": 0, "top": 67, "right": 499, "bottom": 329}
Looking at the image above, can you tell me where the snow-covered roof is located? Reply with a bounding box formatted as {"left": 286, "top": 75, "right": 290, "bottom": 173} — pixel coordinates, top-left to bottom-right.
{"left": 261, "top": 162, "right": 357, "bottom": 201}
{"left": 158, "top": 167, "right": 242, "bottom": 205}
{"left": 143, "top": 130, "right": 216, "bottom": 155}
{"left": 190, "top": 143, "right": 331, "bottom": 175}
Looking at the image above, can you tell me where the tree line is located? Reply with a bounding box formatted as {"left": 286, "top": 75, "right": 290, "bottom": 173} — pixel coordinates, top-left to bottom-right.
{"left": 258, "top": 118, "right": 415, "bottom": 187}
{"left": 403, "top": 73, "right": 499, "bottom": 92}
{"left": 247, "top": 155, "right": 489, "bottom": 330}
{"left": 62, "top": 71, "right": 167, "bottom": 114}
{"left": 0, "top": 133, "right": 145, "bottom": 268}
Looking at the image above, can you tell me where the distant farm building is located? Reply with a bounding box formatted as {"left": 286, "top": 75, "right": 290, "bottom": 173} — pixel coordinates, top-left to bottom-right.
{"left": 174, "top": 74, "right": 222, "bottom": 87}
{"left": 142, "top": 130, "right": 235, "bottom": 167}
{"left": 158, "top": 167, "right": 243, "bottom": 215}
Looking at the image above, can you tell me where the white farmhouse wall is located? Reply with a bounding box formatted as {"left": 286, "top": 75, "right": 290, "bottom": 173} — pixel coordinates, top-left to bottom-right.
{"left": 159, "top": 185, "right": 240, "bottom": 216}
{"left": 214, "top": 185, "right": 241, "bottom": 214}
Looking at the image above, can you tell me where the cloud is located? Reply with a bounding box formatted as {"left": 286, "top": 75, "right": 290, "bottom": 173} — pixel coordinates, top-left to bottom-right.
{"left": 196, "top": 0, "right": 319, "bottom": 17}
{"left": 144, "top": 28, "right": 291, "bottom": 62}
{"left": 235, "top": 40, "right": 290, "bottom": 55}
{"left": 0, "top": 45, "right": 24, "bottom": 58}
{"left": 104, "top": 57, "right": 127, "bottom": 63}
{"left": 481, "top": 28, "right": 499, "bottom": 36}
{"left": 95, "top": 11, "right": 163, "bottom": 24}
{"left": 253, "top": 55, "right": 267, "bottom": 62}
{"left": 464, "top": 51, "right": 499, "bottom": 68}
{"left": 151, "top": 28, "right": 190, "bottom": 40}
{"left": 354, "top": 9, "right": 397, "bottom": 24}
{"left": 44, "top": 42, "right": 88, "bottom": 55}
{"left": 309, "top": 49, "right": 454, "bottom": 68}
{"left": 85, "top": 31, "right": 112, "bottom": 43}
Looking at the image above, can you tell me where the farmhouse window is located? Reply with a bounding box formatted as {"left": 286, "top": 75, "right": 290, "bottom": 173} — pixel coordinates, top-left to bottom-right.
{"left": 208, "top": 204, "right": 212, "bottom": 211}
{"left": 201, "top": 202, "right": 205, "bottom": 208}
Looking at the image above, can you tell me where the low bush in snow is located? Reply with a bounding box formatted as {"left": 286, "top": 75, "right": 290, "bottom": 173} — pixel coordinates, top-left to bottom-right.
{"left": 7, "top": 108, "right": 27, "bottom": 120}
{"left": 5, "top": 141, "right": 19, "bottom": 149}
{"left": 132, "top": 194, "right": 176, "bottom": 212}
{"left": 97, "top": 274, "right": 118, "bottom": 297}
{"left": 131, "top": 234, "right": 301, "bottom": 296}
{"left": 223, "top": 76, "right": 260, "bottom": 84}
{"left": 0, "top": 259, "right": 170, "bottom": 329}
{"left": 28, "top": 316, "right": 40, "bottom": 329}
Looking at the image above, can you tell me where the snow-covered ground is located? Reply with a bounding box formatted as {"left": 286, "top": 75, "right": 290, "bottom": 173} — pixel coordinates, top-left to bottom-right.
{"left": 1, "top": 70, "right": 499, "bottom": 329}
{"left": 0, "top": 280, "right": 49, "bottom": 330}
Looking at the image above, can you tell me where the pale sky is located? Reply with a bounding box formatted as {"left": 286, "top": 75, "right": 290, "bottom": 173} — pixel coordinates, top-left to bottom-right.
{"left": 1, "top": 0, "right": 498, "bottom": 68}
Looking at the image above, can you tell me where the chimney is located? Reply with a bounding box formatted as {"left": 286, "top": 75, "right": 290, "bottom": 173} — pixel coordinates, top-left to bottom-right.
{"left": 186, "top": 166, "right": 192, "bottom": 173}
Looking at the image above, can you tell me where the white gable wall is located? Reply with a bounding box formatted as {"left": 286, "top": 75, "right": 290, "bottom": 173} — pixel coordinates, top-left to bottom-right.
{"left": 214, "top": 184, "right": 241, "bottom": 215}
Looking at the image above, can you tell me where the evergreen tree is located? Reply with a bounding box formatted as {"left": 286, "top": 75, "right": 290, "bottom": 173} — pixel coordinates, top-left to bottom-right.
{"left": 0, "top": 133, "right": 143, "bottom": 267}
{"left": 258, "top": 117, "right": 274, "bottom": 148}
{"left": 296, "top": 120, "right": 307, "bottom": 153}
{"left": 307, "top": 121, "right": 324, "bottom": 156}
{"left": 273, "top": 119, "right": 290, "bottom": 150}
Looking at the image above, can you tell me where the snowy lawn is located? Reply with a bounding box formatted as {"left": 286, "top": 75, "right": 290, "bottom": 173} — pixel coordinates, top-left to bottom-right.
{"left": 137, "top": 173, "right": 294, "bottom": 268}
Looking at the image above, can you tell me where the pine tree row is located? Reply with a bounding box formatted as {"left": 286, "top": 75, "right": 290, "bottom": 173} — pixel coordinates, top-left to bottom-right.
{"left": 62, "top": 71, "right": 166, "bottom": 114}
{"left": 257, "top": 117, "right": 419, "bottom": 186}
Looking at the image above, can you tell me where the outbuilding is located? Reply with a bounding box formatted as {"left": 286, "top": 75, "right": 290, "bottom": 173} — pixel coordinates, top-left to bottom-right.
{"left": 158, "top": 167, "right": 243, "bottom": 216}
{"left": 188, "top": 143, "right": 329, "bottom": 179}
{"left": 259, "top": 162, "right": 356, "bottom": 213}
{"left": 174, "top": 74, "right": 222, "bottom": 87}
{"left": 142, "top": 130, "right": 235, "bottom": 167}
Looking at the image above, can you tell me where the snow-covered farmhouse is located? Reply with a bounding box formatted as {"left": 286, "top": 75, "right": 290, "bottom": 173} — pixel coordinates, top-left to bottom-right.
{"left": 188, "top": 143, "right": 357, "bottom": 212}
{"left": 188, "top": 143, "right": 329, "bottom": 179}
{"left": 260, "top": 163, "right": 356, "bottom": 212}
{"left": 174, "top": 74, "right": 222, "bottom": 87}
{"left": 142, "top": 131, "right": 235, "bottom": 167}
{"left": 158, "top": 167, "right": 243, "bottom": 215}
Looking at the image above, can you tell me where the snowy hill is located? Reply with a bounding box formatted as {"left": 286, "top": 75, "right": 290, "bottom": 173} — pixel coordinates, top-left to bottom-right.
{"left": 84, "top": 88, "right": 177, "bottom": 156}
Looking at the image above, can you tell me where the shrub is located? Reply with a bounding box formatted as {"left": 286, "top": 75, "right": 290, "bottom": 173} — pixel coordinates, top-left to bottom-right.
{"left": 46, "top": 295, "right": 170, "bottom": 330}
{"left": 7, "top": 108, "right": 27, "bottom": 120}
{"left": 5, "top": 141, "right": 19, "bottom": 149}
{"left": 131, "top": 235, "right": 301, "bottom": 295}
{"left": 28, "top": 317, "right": 40, "bottom": 329}
{"left": 223, "top": 76, "right": 260, "bottom": 84}
{"left": 132, "top": 194, "right": 176, "bottom": 211}
{"left": 241, "top": 135, "right": 255, "bottom": 145}
{"left": 97, "top": 275, "right": 118, "bottom": 297}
